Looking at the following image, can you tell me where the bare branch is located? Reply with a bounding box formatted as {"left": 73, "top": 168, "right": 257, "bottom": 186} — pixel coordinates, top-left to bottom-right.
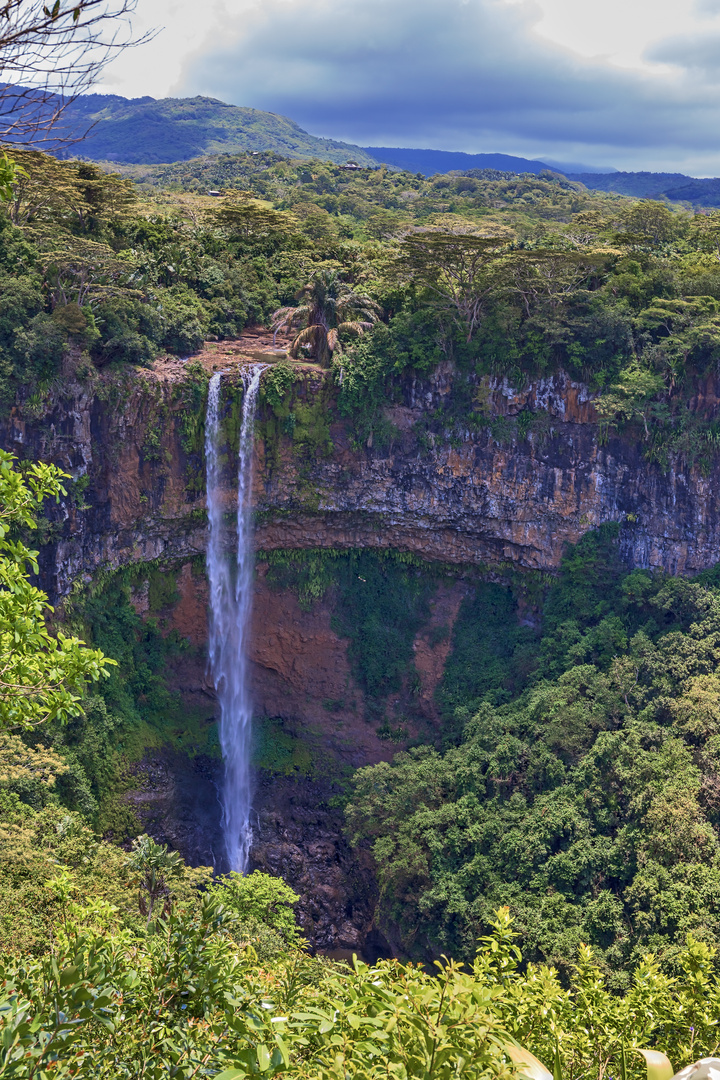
{"left": 0, "top": 0, "right": 157, "bottom": 145}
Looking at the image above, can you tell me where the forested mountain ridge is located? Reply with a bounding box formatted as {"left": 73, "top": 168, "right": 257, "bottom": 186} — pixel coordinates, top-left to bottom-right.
{"left": 566, "top": 170, "right": 720, "bottom": 207}
{"left": 13, "top": 88, "right": 720, "bottom": 208}
{"left": 4, "top": 91, "right": 379, "bottom": 166}
{"left": 361, "top": 146, "right": 559, "bottom": 176}
{"left": 16, "top": 86, "right": 720, "bottom": 212}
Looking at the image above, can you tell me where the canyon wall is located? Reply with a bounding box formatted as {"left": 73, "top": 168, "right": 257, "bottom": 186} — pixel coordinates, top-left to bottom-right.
{"left": 6, "top": 355, "right": 720, "bottom": 604}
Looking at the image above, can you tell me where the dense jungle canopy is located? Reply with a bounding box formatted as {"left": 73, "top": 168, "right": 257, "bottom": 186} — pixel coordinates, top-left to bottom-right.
{"left": 3, "top": 149, "right": 720, "bottom": 461}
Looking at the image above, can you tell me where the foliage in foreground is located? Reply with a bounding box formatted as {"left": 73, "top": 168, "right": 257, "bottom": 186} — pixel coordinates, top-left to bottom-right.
{"left": 0, "top": 450, "right": 113, "bottom": 728}
{"left": 5, "top": 899, "right": 720, "bottom": 1080}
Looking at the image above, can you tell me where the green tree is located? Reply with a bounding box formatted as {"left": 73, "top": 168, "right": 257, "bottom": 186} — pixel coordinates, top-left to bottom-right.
{"left": 620, "top": 200, "right": 684, "bottom": 247}
{"left": 126, "top": 833, "right": 183, "bottom": 927}
{"left": 0, "top": 450, "right": 114, "bottom": 728}
{"left": 689, "top": 209, "right": 720, "bottom": 262}
{"left": 209, "top": 870, "right": 303, "bottom": 947}
{"left": 394, "top": 232, "right": 506, "bottom": 342}
{"left": 596, "top": 360, "right": 665, "bottom": 437}
{"left": 506, "top": 250, "right": 607, "bottom": 319}
{"left": 211, "top": 192, "right": 296, "bottom": 242}
{"left": 0, "top": 152, "right": 26, "bottom": 203}
{"left": 272, "top": 268, "right": 381, "bottom": 366}
{"left": 38, "top": 235, "right": 139, "bottom": 310}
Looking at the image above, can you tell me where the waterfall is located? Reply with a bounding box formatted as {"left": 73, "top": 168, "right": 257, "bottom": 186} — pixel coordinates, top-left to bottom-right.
{"left": 205, "top": 364, "right": 265, "bottom": 873}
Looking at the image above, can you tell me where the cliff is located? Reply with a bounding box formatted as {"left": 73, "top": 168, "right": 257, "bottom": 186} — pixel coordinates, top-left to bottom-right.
{"left": 6, "top": 353, "right": 719, "bottom": 602}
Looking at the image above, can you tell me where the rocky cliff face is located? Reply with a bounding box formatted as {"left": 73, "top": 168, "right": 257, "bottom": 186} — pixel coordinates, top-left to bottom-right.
{"left": 6, "top": 355, "right": 718, "bottom": 605}
{"left": 5, "top": 351, "right": 720, "bottom": 953}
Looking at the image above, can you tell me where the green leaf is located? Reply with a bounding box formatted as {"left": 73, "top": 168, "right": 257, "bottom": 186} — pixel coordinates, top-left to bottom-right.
{"left": 273, "top": 1035, "right": 290, "bottom": 1068}
{"left": 553, "top": 1038, "right": 563, "bottom": 1080}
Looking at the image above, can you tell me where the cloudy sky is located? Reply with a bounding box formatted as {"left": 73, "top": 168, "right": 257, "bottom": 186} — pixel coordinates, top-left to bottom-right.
{"left": 96, "top": 0, "right": 720, "bottom": 175}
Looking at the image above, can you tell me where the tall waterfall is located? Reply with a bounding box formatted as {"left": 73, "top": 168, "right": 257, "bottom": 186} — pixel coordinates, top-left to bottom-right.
{"left": 205, "top": 365, "right": 265, "bottom": 873}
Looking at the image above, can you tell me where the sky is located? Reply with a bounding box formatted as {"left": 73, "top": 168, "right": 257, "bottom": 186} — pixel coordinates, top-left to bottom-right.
{"left": 94, "top": 0, "right": 720, "bottom": 175}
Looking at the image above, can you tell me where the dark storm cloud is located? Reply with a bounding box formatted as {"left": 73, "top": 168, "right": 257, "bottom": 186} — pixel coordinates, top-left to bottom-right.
{"left": 176, "top": 0, "right": 720, "bottom": 166}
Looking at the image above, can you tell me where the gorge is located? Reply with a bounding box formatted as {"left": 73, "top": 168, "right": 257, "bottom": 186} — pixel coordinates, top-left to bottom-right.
{"left": 8, "top": 346, "right": 720, "bottom": 956}
{"left": 10, "top": 60, "right": 720, "bottom": 1070}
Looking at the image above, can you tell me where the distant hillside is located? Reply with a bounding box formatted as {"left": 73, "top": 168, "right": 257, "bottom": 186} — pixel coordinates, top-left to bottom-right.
{"left": 565, "top": 170, "right": 720, "bottom": 207}
{"left": 12, "top": 93, "right": 379, "bottom": 166}
{"left": 362, "top": 146, "right": 557, "bottom": 176}
{"left": 662, "top": 178, "right": 720, "bottom": 206}
{"left": 362, "top": 146, "right": 617, "bottom": 177}
{"left": 565, "top": 171, "right": 693, "bottom": 196}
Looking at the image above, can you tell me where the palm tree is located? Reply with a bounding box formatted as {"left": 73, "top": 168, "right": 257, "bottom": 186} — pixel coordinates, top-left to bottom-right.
{"left": 271, "top": 269, "right": 381, "bottom": 366}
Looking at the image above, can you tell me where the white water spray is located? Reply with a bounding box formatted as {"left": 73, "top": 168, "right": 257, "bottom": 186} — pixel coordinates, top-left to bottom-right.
{"left": 205, "top": 365, "right": 265, "bottom": 872}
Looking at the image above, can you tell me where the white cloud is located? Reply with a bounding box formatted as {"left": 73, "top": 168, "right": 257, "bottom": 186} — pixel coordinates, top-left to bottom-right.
{"left": 522, "top": 0, "right": 720, "bottom": 73}
{"left": 95, "top": 0, "right": 227, "bottom": 98}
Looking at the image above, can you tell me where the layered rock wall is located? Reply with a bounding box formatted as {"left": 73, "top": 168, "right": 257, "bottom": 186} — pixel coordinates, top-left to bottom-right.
{"left": 6, "top": 358, "right": 720, "bottom": 602}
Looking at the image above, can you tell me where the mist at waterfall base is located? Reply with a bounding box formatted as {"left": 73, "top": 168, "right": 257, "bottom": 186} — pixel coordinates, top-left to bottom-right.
{"left": 205, "top": 366, "right": 265, "bottom": 874}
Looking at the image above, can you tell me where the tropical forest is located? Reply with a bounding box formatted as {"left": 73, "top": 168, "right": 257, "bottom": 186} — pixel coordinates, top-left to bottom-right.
{"left": 9, "top": 4, "right": 720, "bottom": 1077}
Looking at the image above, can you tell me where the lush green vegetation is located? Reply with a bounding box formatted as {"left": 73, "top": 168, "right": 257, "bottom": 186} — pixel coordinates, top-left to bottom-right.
{"left": 9, "top": 144, "right": 720, "bottom": 1076}
{"left": 346, "top": 528, "right": 720, "bottom": 981}
{"left": 8, "top": 872, "right": 720, "bottom": 1080}
{"left": 256, "top": 534, "right": 720, "bottom": 981}
{"left": 6, "top": 144, "right": 720, "bottom": 466}
{"left": 24, "top": 521, "right": 720, "bottom": 993}
{"left": 7, "top": 558, "right": 720, "bottom": 1078}
{"left": 0, "top": 554, "right": 215, "bottom": 846}
{"left": 0, "top": 451, "right": 112, "bottom": 728}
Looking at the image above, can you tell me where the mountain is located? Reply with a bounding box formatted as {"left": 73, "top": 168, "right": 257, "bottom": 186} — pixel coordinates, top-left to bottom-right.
{"left": 41, "top": 96, "right": 590, "bottom": 176}
{"left": 363, "top": 146, "right": 620, "bottom": 176}
{"left": 564, "top": 171, "right": 695, "bottom": 196}
{"left": 9, "top": 90, "right": 720, "bottom": 204}
{"left": 361, "top": 146, "right": 559, "bottom": 176}
{"left": 359, "top": 153, "right": 720, "bottom": 206}
{"left": 561, "top": 171, "right": 720, "bottom": 207}
{"left": 8, "top": 93, "right": 379, "bottom": 166}
{"left": 662, "top": 177, "right": 720, "bottom": 206}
